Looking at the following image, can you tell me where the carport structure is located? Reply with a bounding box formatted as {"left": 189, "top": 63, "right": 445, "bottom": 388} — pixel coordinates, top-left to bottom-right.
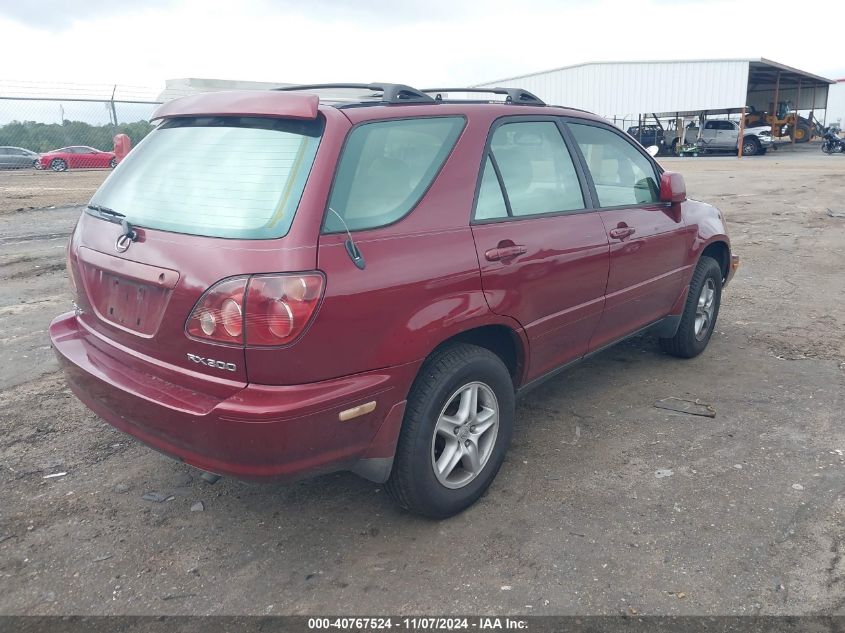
{"left": 474, "top": 58, "right": 835, "bottom": 155}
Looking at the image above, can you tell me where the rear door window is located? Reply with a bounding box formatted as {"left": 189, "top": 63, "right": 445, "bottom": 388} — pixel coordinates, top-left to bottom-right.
{"left": 88, "top": 116, "right": 323, "bottom": 239}
{"left": 473, "top": 120, "right": 585, "bottom": 220}
{"left": 324, "top": 117, "right": 465, "bottom": 232}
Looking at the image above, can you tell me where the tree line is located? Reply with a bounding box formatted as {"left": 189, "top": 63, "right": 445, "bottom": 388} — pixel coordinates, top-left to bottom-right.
{"left": 0, "top": 120, "right": 155, "bottom": 153}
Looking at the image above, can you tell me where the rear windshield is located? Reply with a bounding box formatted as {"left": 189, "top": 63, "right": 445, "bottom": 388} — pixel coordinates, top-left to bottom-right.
{"left": 88, "top": 116, "right": 323, "bottom": 239}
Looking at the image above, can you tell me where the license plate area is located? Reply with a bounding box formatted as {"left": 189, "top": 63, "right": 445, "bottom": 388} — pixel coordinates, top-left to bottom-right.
{"left": 77, "top": 247, "right": 178, "bottom": 338}
{"left": 101, "top": 273, "right": 165, "bottom": 334}
{"left": 81, "top": 268, "right": 171, "bottom": 337}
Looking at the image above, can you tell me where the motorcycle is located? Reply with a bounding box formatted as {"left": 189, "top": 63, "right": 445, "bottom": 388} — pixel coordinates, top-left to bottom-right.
{"left": 821, "top": 128, "right": 845, "bottom": 154}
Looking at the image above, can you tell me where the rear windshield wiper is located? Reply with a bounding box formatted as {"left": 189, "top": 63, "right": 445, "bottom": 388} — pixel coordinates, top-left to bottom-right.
{"left": 86, "top": 204, "right": 125, "bottom": 223}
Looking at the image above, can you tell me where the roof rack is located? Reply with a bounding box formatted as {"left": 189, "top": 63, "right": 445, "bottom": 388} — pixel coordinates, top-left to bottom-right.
{"left": 421, "top": 87, "right": 545, "bottom": 106}
{"left": 274, "top": 83, "right": 434, "bottom": 104}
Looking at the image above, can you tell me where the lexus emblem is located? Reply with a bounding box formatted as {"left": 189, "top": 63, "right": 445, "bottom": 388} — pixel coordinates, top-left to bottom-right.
{"left": 115, "top": 233, "right": 132, "bottom": 253}
{"left": 115, "top": 220, "right": 138, "bottom": 253}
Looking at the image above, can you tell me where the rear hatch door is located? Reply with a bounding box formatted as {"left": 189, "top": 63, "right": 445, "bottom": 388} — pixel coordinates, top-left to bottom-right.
{"left": 69, "top": 112, "right": 325, "bottom": 387}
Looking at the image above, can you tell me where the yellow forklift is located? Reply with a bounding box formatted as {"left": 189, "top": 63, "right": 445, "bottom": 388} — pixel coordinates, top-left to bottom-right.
{"left": 744, "top": 102, "right": 816, "bottom": 143}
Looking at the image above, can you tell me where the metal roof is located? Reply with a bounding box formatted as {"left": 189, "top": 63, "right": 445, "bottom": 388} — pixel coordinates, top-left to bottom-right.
{"left": 474, "top": 59, "right": 834, "bottom": 119}
{"left": 477, "top": 58, "right": 834, "bottom": 87}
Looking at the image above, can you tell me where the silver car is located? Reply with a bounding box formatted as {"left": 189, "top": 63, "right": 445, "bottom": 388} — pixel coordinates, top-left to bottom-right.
{"left": 0, "top": 146, "right": 39, "bottom": 169}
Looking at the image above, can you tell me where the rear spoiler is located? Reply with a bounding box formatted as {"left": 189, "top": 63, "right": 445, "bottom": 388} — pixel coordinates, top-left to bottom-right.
{"left": 151, "top": 90, "right": 320, "bottom": 121}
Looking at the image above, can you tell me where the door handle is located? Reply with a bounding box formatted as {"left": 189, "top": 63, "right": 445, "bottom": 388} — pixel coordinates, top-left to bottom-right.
{"left": 609, "top": 226, "right": 636, "bottom": 240}
{"left": 485, "top": 245, "right": 527, "bottom": 261}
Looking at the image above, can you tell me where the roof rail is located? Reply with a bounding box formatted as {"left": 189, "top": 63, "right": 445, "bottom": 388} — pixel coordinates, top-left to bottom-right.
{"left": 274, "top": 83, "right": 434, "bottom": 104}
{"left": 421, "top": 87, "right": 545, "bottom": 106}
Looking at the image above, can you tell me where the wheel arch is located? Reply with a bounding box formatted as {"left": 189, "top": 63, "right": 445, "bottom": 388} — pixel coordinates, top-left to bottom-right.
{"left": 701, "top": 240, "right": 730, "bottom": 282}
{"left": 429, "top": 323, "right": 528, "bottom": 388}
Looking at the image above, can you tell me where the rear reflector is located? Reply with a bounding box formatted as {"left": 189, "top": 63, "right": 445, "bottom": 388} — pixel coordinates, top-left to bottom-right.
{"left": 186, "top": 273, "right": 324, "bottom": 347}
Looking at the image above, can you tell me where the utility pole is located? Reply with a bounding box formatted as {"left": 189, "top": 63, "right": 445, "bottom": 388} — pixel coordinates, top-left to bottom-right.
{"left": 109, "top": 85, "right": 118, "bottom": 129}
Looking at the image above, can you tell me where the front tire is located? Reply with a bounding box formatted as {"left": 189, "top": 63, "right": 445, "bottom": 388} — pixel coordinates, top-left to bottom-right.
{"left": 50, "top": 158, "right": 67, "bottom": 172}
{"left": 793, "top": 124, "right": 811, "bottom": 143}
{"left": 386, "top": 344, "right": 515, "bottom": 518}
{"left": 741, "top": 137, "right": 760, "bottom": 156}
{"left": 660, "top": 256, "right": 722, "bottom": 358}
{"left": 109, "top": 158, "right": 117, "bottom": 168}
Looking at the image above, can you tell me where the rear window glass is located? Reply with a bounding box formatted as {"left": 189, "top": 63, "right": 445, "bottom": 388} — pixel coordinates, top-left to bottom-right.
{"left": 88, "top": 116, "right": 323, "bottom": 239}
{"left": 324, "top": 117, "right": 465, "bottom": 233}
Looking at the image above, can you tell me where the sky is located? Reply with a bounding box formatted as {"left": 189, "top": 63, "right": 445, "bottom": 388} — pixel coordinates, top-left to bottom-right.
{"left": 1, "top": 0, "right": 843, "bottom": 93}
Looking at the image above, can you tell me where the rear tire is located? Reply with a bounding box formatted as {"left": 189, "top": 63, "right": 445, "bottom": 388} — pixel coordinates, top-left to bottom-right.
{"left": 50, "top": 158, "right": 67, "bottom": 172}
{"left": 659, "top": 256, "right": 722, "bottom": 358}
{"left": 385, "top": 343, "right": 514, "bottom": 518}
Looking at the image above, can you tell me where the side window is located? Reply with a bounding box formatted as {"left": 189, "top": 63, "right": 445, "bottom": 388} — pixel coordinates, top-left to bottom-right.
{"left": 704, "top": 121, "right": 718, "bottom": 130}
{"left": 568, "top": 123, "right": 660, "bottom": 207}
{"left": 474, "top": 121, "right": 584, "bottom": 220}
{"left": 324, "top": 117, "right": 465, "bottom": 232}
{"left": 475, "top": 156, "right": 508, "bottom": 220}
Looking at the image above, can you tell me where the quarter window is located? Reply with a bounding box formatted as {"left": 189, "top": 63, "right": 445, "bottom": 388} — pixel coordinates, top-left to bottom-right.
{"left": 475, "top": 156, "right": 508, "bottom": 220}
{"left": 568, "top": 123, "right": 660, "bottom": 207}
{"left": 324, "top": 117, "right": 465, "bottom": 232}
{"left": 478, "top": 121, "right": 584, "bottom": 219}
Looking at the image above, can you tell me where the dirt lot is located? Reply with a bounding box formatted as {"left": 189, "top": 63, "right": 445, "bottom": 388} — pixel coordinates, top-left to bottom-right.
{"left": 0, "top": 154, "right": 843, "bottom": 616}
{"left": 0, "top": 169, "right": 109, "bottom": 213}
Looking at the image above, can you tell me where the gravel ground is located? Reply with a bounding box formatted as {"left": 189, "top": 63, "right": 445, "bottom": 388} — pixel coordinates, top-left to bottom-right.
{"left": 0, "top": 169, "right": 110, "bottom": 213}
{"left": 0, "top": 152, "right": 843, "bottom": 616}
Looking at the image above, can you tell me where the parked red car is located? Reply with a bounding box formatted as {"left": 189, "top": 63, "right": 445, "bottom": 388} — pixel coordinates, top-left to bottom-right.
{"left": 38, "top": 146, "right": 116, "bottom": 171}
{"left": 51, "top": 84, "right": 738, "bottom": 517}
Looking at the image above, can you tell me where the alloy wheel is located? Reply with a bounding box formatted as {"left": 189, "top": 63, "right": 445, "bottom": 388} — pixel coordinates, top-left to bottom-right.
{"left": 694, "top": 278, "right": 716, "bottom": 340}
{"left": 431, "top": 381, "right": 499, "bottom": 489}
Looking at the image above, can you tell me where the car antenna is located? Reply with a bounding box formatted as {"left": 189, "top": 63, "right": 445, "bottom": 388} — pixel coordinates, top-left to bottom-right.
{"left": 328, "top": 208, "right": 365, "bottom": 270}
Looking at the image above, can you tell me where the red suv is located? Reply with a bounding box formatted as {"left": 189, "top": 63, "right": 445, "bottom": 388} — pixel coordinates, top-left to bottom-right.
{"left": 51, "top": 84, "right": 738, "bottom": 518}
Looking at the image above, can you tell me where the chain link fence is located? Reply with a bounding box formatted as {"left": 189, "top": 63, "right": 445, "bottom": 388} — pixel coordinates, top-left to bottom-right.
{"left": 0, "top": 82, "right": 162, "bottom": 170}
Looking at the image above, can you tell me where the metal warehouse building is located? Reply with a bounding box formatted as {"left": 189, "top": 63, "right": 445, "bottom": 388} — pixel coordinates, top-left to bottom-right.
{"left": 474, "top": 58, "right": 834, "bottom": 130}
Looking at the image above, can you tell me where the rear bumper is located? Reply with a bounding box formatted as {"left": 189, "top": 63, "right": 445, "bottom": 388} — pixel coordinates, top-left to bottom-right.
{"left": 50, "top": 312, "right": 418, "bottom": 482}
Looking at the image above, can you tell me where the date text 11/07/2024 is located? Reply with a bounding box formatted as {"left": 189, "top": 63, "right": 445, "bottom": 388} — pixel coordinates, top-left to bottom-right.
{"left": 306, "top": 617, "right": 529, "bottom": 630}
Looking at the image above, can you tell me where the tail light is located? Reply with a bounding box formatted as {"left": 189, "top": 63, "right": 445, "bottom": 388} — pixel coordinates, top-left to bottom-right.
{"left": 186, "top": 273, "right": 324, "bottom": 347}
{"left": 187, "top": 277, "right": 248, "bottom": 344}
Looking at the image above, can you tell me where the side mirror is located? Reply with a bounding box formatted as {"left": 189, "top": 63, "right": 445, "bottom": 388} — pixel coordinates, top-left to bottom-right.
{"left": 659, "top": 171, "right": 686, "bottom": 203}
{"left": 646, "top": 145, "right": 660, "bottom": 157}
